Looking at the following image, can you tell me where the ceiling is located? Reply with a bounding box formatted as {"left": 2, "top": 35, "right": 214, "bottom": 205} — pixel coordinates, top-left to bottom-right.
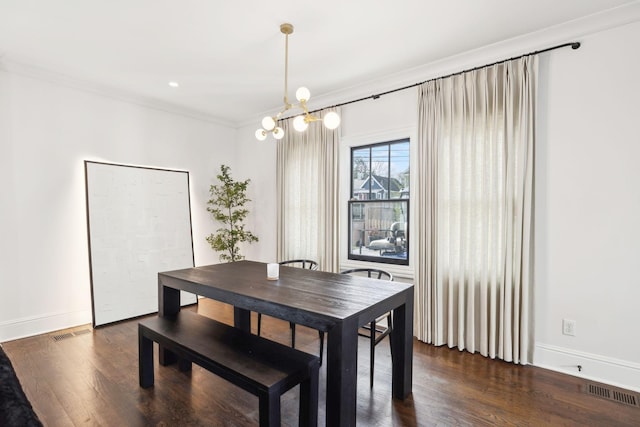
{"left": 0, "top": 0, "right": 636, "bottom": 127}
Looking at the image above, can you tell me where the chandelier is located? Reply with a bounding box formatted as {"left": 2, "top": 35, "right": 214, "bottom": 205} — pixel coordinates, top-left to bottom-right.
{"left": 255, "top": 23, "right": 340, "bottom": 141}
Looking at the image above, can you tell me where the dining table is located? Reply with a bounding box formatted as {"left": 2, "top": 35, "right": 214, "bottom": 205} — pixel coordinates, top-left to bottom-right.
{"left": 157, "top": 260, "right": 414, "bottom": 427}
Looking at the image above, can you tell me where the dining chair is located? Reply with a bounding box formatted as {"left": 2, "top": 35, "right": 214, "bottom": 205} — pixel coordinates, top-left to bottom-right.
{"left": 340, "top": 268, "right": 394, "bottom": 388}
{"left": 257, "top": 259, "right": 325, "bottom": 363}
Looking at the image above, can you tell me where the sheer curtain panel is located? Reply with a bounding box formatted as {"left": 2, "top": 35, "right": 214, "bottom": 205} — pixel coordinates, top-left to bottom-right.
{"left": 277, "top": 109, "right": 340, "bottom": 273}
{"left": 415, "top": 56, "right": 537, "bottom": 364}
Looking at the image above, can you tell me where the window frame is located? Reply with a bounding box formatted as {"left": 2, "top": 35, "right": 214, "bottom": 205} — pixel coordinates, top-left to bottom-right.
{"left": 347, "top": 138, "right": 410, "bottom": 266}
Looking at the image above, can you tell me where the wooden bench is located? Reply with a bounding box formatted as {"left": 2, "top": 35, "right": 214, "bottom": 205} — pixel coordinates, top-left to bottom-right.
{"left": 138, "top": 310, "right": 319, "bottom": 427}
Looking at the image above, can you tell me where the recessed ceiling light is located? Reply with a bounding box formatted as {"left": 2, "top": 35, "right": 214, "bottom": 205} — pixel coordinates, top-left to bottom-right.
{"left": 168, "top": 81, "right": 179, "bottom": 88}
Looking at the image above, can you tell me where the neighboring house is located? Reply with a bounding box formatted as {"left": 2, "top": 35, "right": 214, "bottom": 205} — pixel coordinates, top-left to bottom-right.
{"left": 398, "top": 167, "right": 410, "bottom": 198}
{"left": 353, "top": 175, "right": 404, "bottom": 200}
{"left": 351, "top": 174, "right": 408, "bottom": 256}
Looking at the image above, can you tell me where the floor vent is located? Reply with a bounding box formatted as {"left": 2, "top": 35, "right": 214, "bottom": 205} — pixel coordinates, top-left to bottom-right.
{"left": 51, "top": 333, "right": 74, "bottom": 342}
{"left": 51, "top": 329, "right": 92, "bottom": 341}
{"left": 586, "top": 383, "right": 639, "bottom": 408}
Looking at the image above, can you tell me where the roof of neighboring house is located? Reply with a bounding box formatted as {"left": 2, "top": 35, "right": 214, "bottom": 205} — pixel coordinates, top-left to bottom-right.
{"left": 353, "top": 175, "right": 403, "bottom": 194}
{"left": 373, "top": 175, "right": 403, "bottom": 192}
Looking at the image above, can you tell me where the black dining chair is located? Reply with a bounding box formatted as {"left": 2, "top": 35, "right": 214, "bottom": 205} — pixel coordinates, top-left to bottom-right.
{"left": 257, "top": 259, "right": 326, "bottom": 363}
{"left": 340, "top": 268, "right": 394, "bottom": 388}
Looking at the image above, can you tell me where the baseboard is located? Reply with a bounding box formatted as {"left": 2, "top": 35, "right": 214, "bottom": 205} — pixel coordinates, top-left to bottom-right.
{"left": 0, "top": 310, "right": 92, "bottom": 343}
{"left": 534, "top": 343, "right": 640, "bottom": 393}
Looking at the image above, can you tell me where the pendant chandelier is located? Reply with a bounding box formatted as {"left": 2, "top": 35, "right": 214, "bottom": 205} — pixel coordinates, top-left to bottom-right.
{"left": 255, "top": 23, "right": 340, "bottom": 141}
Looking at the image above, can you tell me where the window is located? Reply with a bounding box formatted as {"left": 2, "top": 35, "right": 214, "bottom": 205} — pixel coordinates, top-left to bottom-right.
{"left": 348, "top": 139, "right": 409, "bottom": 265}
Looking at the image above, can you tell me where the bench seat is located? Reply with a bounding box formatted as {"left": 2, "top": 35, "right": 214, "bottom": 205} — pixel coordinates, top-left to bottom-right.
{"left": 138, "top": 310, "right": 319, "bottom": 427}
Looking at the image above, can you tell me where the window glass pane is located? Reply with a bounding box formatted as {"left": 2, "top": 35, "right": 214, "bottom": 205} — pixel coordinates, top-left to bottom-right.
{"left": 349, "top": 200, "right": 409, "bottom": 265}
{"left": 352, "top": 147, "right": 370, "bottom": 200}
{"left": 371, "top": 145, "right": 389, "bottom": 199}
{"left": 390, "top": 141, "right": 410, "bottom": 199}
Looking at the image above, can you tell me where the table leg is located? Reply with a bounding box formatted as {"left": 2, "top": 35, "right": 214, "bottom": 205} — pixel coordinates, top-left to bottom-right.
{"left": 158, "top": 282, "right": 180, "bottom": 317}
{"left": 391, "top": 291, "right": 414, "bottom": 399}
{"left": 234, "top": 307, "right": 251, "bottom": 333}
{"left": 326, "top": 320, "right": 358, "bottom": 427}
{"left": 158, "top": 281, "right": 180, "bottom": 365}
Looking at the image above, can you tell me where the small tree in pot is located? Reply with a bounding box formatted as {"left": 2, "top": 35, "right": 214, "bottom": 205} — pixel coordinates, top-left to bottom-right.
{"left": 206, "top": 165, "right": 258, "bottom": 262}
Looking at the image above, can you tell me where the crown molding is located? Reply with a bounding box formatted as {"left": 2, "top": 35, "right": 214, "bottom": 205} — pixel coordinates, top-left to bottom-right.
{"left": 0, "top": 57, "right": 235, "bottom": 128}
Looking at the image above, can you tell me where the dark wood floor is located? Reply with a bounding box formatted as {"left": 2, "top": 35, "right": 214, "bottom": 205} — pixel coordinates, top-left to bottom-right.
{"left": 3, "top": 299, "right": 638, "bottom": 426}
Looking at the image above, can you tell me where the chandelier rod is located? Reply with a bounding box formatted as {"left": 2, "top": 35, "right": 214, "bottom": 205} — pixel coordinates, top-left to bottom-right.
{"left": 301, "top": 41, "right": 581, "bottom": 117}
{"left": 283, "top": 27, "right": 289, "bottom": 106}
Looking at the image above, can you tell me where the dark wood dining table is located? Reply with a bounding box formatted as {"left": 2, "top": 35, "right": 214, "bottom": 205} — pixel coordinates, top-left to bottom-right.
{"left": 157, "top": 260, "right": 414, "bottom": 427}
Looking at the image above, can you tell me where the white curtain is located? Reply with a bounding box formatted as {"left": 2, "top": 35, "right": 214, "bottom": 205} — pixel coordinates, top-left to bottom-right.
{"left": 415, "top": 56, "right": 537, "bottom": 364}
{"left": 276, "top": 108, "right": 340, "bottom": 273}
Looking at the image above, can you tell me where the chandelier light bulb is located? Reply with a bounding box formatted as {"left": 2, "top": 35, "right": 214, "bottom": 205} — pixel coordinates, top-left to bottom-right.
{"left": 273, "top": 127, "right": 285, "bottom": 140}
{"left": 295, "top": 87, "right": 311, "bottom": 102}
{"left": 255, "top": 129, "right": 267, "bottom": 141}
{"left": 323, "top": 111, "right": 341, "bottom": 130}
{"left": 293, "top": 115, "right": 309, "bottom": 132}
{"left": 261, "top": 116, "right": 276, "bottom": 131}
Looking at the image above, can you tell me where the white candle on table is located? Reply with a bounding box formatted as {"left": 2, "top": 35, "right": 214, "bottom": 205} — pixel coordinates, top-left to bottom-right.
{"left": 267, "top": 263, "right": 279, "bottom": 280}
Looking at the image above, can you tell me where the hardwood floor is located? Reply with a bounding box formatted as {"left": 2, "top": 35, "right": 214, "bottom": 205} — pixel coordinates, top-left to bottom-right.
{"left": 3, "top": 299, "right": 638, "bottom": 426}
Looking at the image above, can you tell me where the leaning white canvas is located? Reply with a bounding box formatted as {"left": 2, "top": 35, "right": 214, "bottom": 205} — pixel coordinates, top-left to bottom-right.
{"left": 85, "top": 161, "right": 197, "bottom": 327}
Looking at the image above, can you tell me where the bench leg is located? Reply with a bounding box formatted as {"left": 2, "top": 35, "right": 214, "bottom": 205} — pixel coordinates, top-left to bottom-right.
{"left": 159, "top": 344, "right": 178, "bottom": 366}
{"left": 138, "top": 328, "right": 154, "bottom": 388}
{"left": 299, "top": 367, "right": 319, "bottom": 427}
{"left": 178, "top": 357, "right": 192, "bottom": 372}
{"left": 258, "top": 390, "right": 281, "bottom": 427}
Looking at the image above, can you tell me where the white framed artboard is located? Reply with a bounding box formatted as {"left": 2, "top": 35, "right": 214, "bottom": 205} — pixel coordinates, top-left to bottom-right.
{"left": 84, "top": 161, "right": 197, "bottom": 327}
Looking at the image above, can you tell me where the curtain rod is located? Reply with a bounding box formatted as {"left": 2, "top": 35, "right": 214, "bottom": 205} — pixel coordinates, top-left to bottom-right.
{"left": 309, "top": 41, "right": 580, "bottom": 114}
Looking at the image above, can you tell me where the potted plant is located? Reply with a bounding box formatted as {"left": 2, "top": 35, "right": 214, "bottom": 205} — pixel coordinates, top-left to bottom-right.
{"left": 206, "top": 165, "right": 258, "bottom": 262}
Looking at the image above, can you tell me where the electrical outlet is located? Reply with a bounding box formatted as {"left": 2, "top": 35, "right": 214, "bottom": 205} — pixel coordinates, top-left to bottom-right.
{"left": 562, "top": 319, "right": 576, "bottom": 336}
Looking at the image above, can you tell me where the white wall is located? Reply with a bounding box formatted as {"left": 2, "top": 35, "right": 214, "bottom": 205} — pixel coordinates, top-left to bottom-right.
{"left": 534, "top": 20, "right": 640, "bottom": 391}
{"left": 237, "top": 17, "right": 640, "bottom": 391}
{"left": 234, "top": 125, "right": 278, "bottom": 263}
{"left": 0, "top": 68, "right": 235, "bottom": 341}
